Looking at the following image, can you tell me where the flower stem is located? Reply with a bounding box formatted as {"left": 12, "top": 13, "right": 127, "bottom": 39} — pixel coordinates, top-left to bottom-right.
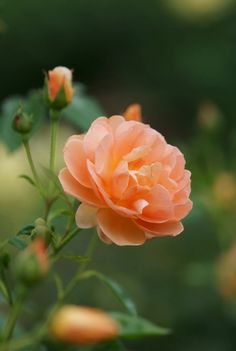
{"left": 49, "top": 110, "right": 59, "bottom": 173}
{"left": 46, "top": 232, "right": 97, "bottom": 328}
{"left": 52, "top": 227, "right": 80, "bottom": 256}
{"left": 0, "top": 268, "right": 13, "bottom": 306}
{"left": 79, "top": 230, "right": 97, "bottom": 274}
{"left": 58, "top": 231, "right": 97, "bottom": 299}
{"left": 2, "top": 289, "right": 26, "bottom": 341}
{"left": 22, "top": 139, "right": 40, "bottom": 187}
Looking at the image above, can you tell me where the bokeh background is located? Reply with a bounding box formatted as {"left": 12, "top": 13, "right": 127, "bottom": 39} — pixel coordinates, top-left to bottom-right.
{"left": 1, "top": 0, "right": 236, "bottom": 350}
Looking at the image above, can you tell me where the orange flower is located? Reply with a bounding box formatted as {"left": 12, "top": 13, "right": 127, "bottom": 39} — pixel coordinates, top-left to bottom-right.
{"left": 59, "top": 116, "right": 192, "bottom": 245}
{"left": 46, "top": 66, "right": 74, "bottom": 109}
{"left": 49, "top": 305, "right": 119, "bottom": 345}
{"left": 123, "top": 104, "right": 142, "bottom": 122}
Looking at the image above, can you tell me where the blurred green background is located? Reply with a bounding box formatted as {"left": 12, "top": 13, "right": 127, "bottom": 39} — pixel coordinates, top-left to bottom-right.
{"left": 1, "top": 0, "right": 236, "bottom": 350}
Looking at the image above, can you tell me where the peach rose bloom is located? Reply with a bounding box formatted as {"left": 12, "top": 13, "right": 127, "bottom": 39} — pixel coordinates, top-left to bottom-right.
{"left": 59, "top": 116, "right": 192, "bottom": 245}
{"left": 47, "top": 66, "right": 74, "bottom": 103}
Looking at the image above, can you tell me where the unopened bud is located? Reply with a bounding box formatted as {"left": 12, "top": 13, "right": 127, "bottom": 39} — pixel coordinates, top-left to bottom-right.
{"left": 49, "top": 305, "right": 119, "bottom": 345}
{"left": 123, "top": 104, "right": 142, "bottom": 122}
{"left": 12, "top": 110, "right": 33, "bottom": 135}
{"left": 15, "top": 237, "right": 49, "bottom": 286}
{"left": 44, "top": 66, "right": 74, "bottom": 111}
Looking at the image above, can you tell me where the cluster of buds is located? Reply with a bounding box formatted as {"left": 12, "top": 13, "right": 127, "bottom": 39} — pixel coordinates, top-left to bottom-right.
{"left": 15, "top": 237, "right": 49, "bottom": 286}
{"left": 49, "top": 305, "right": 119, "bottom": 345}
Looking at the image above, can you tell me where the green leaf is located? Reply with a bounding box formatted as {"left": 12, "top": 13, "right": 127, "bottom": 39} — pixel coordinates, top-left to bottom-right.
{"left": 110, "top": 312, "right": 170, "bottom": 339}
{"left": 16, "top": 224, "right": 35, "bottom": 236}
{"left": 0, "top": 95, "right": 23, "bottom": 151}
{"left": 81, "top": 270, "right": 137, "bottom": 316}
{"left": 8, "top": 237, "right": 27, "bottom": 250}
{"left": 63, "top": 83, "right": 105, "bottom": 131}
{"left": 0, "top": 89, "right": 46, "bottom": 152}
{"left": 19, "top": 174, "right": 36, "bottom": 187}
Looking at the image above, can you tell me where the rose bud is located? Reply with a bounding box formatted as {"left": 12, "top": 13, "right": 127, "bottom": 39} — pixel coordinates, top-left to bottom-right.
{"left": 49, "top": 305, "right": 119, "bottom": 345}
{"left": 12, "top": 109, "right": 33, "bottom": 135}
{"left": 15, "top": 237, "right": 49, "bottom": 286}
{"left": 123, "top": 103, "right": 142, "bottom": 122}
{"left": 45, "top": 66, "right": 74, "bottom": 110}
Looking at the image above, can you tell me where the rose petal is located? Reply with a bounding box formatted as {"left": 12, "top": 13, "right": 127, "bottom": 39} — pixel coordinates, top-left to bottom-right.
{"left": 84, "top": 117, "right": 110, "bottom": 161}
{"left": 144, "top": 134, "right": 167, "bottom": 164}
{"left": 114, "top": 122, "right": 144, "bottom": 160}
{"left": 108, "top": 115, "right": 125, "bottom": 132}
{"left": 140, "top": 185, "right": 174, "bottom": 222}
{"left": 177, "top": 170, "right": 192, "bottom": 192}
{"left": 174, "top": 199, "right": 193, "bottom": 220}
{"left": 135, "top": 218, "right": 183, "bottom": 237}
{"left": 87, "top": 160, "right": 138, "bottom": 217}
{"left": 75, "top": 203, "right": 98, "bottom": 229}
{"left": 59, "top": 168, "right": 102, "bottom": 207}
{"left": 133, "top": 199, "right": 149, "bottom": 213}
{"left": 170, "top": 153, "right": 185, "bottom": 181}
{"left": 123, "top": 145, "right": 151, "bottom": 163}
{"left": 97, "top": 227, "right": 113, "bottom": 244}
{"left": 111, "top": 161, "right": 130, "bottom": 199}
{"left": 64, "top": 135, "right": 92, "bottom": 188}
{"left": 95, "top": 134, "right": 113, "bottom": 179}
{"left": 173, "top": 185, "right": 191, "bottom": 204}
{"left": 97, "top": 208, "right": 146, "bottom": 246}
